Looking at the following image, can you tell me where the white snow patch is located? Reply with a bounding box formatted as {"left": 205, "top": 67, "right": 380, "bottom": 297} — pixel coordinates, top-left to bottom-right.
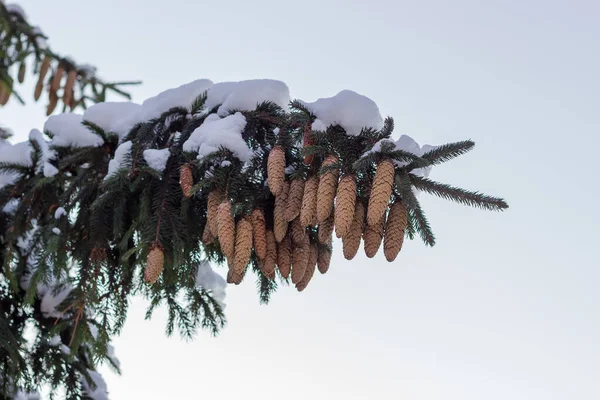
{"left": 2, "top": 199, "right": 19, "bottom": 214}
{"left": 299, "top": 90, "right": 384, "bottom": 136}
{"left": 220, "top": 160, "right": 231, "bottom": 167}
{"left": 363, "top": 135, "right": 439, "bottom": 178}
{"left": 54, "top": 207, "right": 66, "bottom": 219}
{"left": 81, "top": 370, "right": 109, "bottom": 400}
{"left": 44, "top": 114, "right": 104, "bottom": 148}
{"left": 311, "top": 119, "right": 328, "bottom": 132}
{"left": 104, "top": 141, "right": 132, "bottom": 180}
{"left": 80, "top": 163, "right": 90, "bottom": 169}
{"left": 143, "top": 148, "right": 170, "bottom": 172}
{"left": 29, "top": 129, "right": 58, "bottom": 177}
{"left": 195, "top": 261, "right": 227, "bottom": 309}
{"left": 60, "top": 344, "right": 71, "bottom": 355}
{"left": 16, "top": 220, "right": 39, "bottom": 254}
{"left": 107, "top": 344, "right": 120, "bottom": 369}
{"left": 40, "top": 283, "right": 73, "bottom": 318}
{"left": 183, "top": 112, "right": 253, "bottom": 163}
{"left": 205, "top": 79, "right": 290, "bottom": 116}
{"left": 52, "top": 228, "right": 61, "bottom": 235}
{"left": 48, "top": 335, "right": 61, "bottom": 346}
{"left": 83, "top": 102, "right": 143, "bottom": 140}
{"left": 140, "top": 79, "right": 213, "bottom": 121}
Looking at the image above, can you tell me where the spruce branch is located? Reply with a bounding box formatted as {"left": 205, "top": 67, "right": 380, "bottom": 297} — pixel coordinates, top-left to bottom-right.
{"left": 407, "top": 140, "right": 475, "bottom": 170}
{"left": 396, "top": 173, "right": 435, "bottom": 246}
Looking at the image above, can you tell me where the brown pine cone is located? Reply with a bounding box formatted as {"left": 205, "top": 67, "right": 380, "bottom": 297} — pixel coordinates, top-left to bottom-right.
{"left": 285, "top": 178, "right": 305, "bottom": 222}
{"left": 0, "top": 88, "right": 9, "bottom": 106}
{"left": 299, "top": 176, "right": 318, "bottom": 227}
{"left": 179, "top": 164, "right": 194, "bottom": 198}
{"left": 34, "top": 57, "right": 51, "bottom": 101}
{"left": 367, "top": 159, "right": 395, "bottom": 226}
{"left": 317, "top": 212, "right": 335, "bottom": 244}
{"left": 46, "top": 90, "right": 58, "bottom": 116}
{"left": 291, "top": 245, "right": 309, "bottom": 284}
{"left": 316, "top": 155, "right": 339, "bottom": 223}
{"left": 90, "top": 247, "right": 107, "bottom": 263}
{"left": 335, "top": 174, "right": 357, "bottom": 238}
{"left": 364, "top": 212, "right": 385, "bottom": 258}
{"left": 144, "top": 245, "right": 165, "bottom": 284}
{"left": 18, "top": 62, "right": 26, "bottom": 84}
{"left": 290, "top": 217, "right": 309, "bottom": 248}
{"left": 201, "top": 223, "right": 215, "bottom": 245}
{"left": 50, "top": 65, "right": 64, "bottom": 93}
{"left": 262, "top": 230, "right": 277, "bottom": 280}
{"left": 232, "top": 218, "right": 253, "bottom": 284}
{"left": 207, "top": 190, "right": 223, "bottom": 236}
{"left": 296, "top": 243, "right": 318, "bottom": 292}
{"left": 34, "top": 79, "right": 44, "bottom": 102}
{"left": 251, "top": 209, "right": 267, "bottom": 260}
{"left": 383, "top": 201, "right": 408, "bottom": 262}
{"left": 62, "top": 70, "right": 77, "bottom": 105}
{"left": 217, "top": 201, "right": 235, "bottom": 260}
{"left": 274, "top": 181, "right": 290, "bottom": 242}
{"left": 267, "top": 145, "right": 286, "bottom": 196}
{"left": 303, "top": 125, "right": 315, "bottom": 165}
{"left": 342, "top": 202, "right": 365, "bottom": 260}
{"left": 317, "top": 245, "right": 332, "bottom": 274}
{"left": 277, "top": 233, "right": 292, "bottom": 279}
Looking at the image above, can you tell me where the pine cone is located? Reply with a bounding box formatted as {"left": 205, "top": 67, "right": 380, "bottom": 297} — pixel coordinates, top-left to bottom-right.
{"left": 274, "top": 181, "right": 290, "bottom": 242}
{"left": 50, "top": 65, "right": 64, "bottom": 93}
{"left": 90, "top": 247, "right": 107, "bottom": 263}
{"left": 46, "top": 90, "right": 58, "bottom": 116}
{"left": 367, "top": 159, "right": 395, "bottom": 226}
{"left": 277, "top": 233, "right": 292, "bottom": 279}
{"left": 383, "top": 201, "right": 408, "bottom": 262}
{"left": 232, "top": 218, "right": 253, "bottom": 284}
{"left": 364, "top": 212, "right": 385, "bottom": 258}
{"left": 316, "top": 155, "right": 339, "bottom": 223}
{"left": 317, "top": 212, "right": 335, "bottom": 244}
{"left": 317, "top": 245, "right": 332, "bottom": 274}
{"left": 34, "top": 79, "right": 44, "bottom": 102}
{"left": 217, "top": 201, "right": 235, "bottom": 260}
{"left": 251, "top": 209, "right": 267, "bottom": 260}
{"left": 296, "top": 243, "right": 318, "bottom": 292}
{"left": 179, "top": 164, "right": 194, "bottom": 198}
{"left": 34, "top": 57, "right": 51, "bottom": 101}
{"left": 335, "top": 174, "right": 357, "bottom": 238}
{"left": 144, "top": 245, "right": 165, "bottom": 284}
{"left": 342, "top": 202, "right": 365, "bottom": 260}
{"left": 262, "top": 230, "right": 277, "bottom": 280}
{"left": 303, "top": 125, "right": 315, "bottom": 165}
{"left": 267, "top": 145, "right": 286, "bottom": 196}
{"left": 290, "top": 217, "right": 309, "bottom": 248}
{"left": 0, "top": 88, "right": 9, "bottom": 106}
{"left": 285, "top": 178, "right": 305, "bottom": 222}
{"left": 207, "top": 190, "right": 223, "bottom": 236}
{"left": 201, "top": 223, "right": 215, "bottom": 245}
{"left": 300, "top": 176, "right": 318, "bottom": 227}
{"left": 18, "top": 62, "right": 26, "bottom": 84}
{"left": 62, "top": 70, "right": 77, "bottom": 105}
{"left": 291, "top": 245, "right": 309, "bottom": 284}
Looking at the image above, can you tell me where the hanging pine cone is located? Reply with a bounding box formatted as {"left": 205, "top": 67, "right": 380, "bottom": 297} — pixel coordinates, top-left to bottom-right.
{"left": 201, "top": 223, "right": 215, "bottom": 245}
{"left": 90, "top": 247, "right": 107, "bottom": 263}
{"left": 290, "top": 217, "right": 309, "bottom": 249}
{"left": 262, "top": 230, "right": 277, "bottom": 280}
{"left": 144, "top": 245, "right": 165, "bottom": 284}
{"left": 364, "top": 212, "right": 385, "bottom": 258}
{"left": 316, "top": 155, "right": 339, "bottom": 223}
{"left": 18, "top": 62, "right": 26, "bottom": 84}
{"left": 217, "top": 201, "right": 235, "bottom": 260}
{"left": 179, "top": 164, "right": 194, "bottom": 198}
{"left": 0, "top": 88, "right": 9, "bottom": 106}
{"left": 285, "top": 178, "right": 305, "bottom": 222}
{"left": 291, "top": 245, "right": 309, "bottom": 284}
{"left": 296, "top": 243, "right": 318, "bottom": 292}
{"left": 62, "top": 70, "right": 77, "bottom": 106}
{"left": 277, "top": 233, "right": 292, "bottom": 279}
{"left": 299, "top": 176, "right": 318, "bottom": 227}
{"left": 46, "top": 90, "right": 58, "bottom": 116}
{"left": 274, "top": 181, "right": 290, "bottom": 242}
{"left": 383, "top": 201, "right": 408, "bottom": 262}
{"left": 251, "top": 209, "right": 267, "bottom": 260}
{"left": 207, "top": 190, "right": 222, "bottom": 236}
{"left": 335, "top": 174, "right": 357, "bottom": 238}
{"left": 232, "top": 218, "right": 253, "bottom": 284}
{"left": 34, "top": 56, "right": 51, "bottom": 101}
{"left": 303, "top": 125, "right": 315, "bottom": 165}
{"left": 317, "top": 212, "right": 335, "bottom": 244}
{"left": 342, "top": 202, "right": 365, "bottom": 260}
{"left": 50, "top": 65, "right": 64, "bottom": 94}
{"left": 267, "top": 145, "right": 286, "bottom": 196}
{"left": 317, "top": 245, "right": 332, "bottom": 274}
{"left": 367, "top": 159, "right": 395, "bottom": 226}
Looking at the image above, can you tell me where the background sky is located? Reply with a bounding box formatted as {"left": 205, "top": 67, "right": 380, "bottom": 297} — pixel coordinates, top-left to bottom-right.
{"left": 2, "top": 0, "right": 599, "bottom": 399}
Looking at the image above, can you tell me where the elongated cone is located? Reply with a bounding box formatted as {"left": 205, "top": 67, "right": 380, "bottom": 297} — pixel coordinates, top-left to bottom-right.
{"left": 217, "top": 201, "right": 235, "bottom": 260}
{"left": 285, "top": 178, "right": 305, "bottom": 222}
{"left": 251, "top": 209, "right": 267, "bottom": 260}
{"left": 335, "top": 175, "right": 357, "bottom": 238}
{"left": 317, "top": 245, "right": 332, "bottom": 274}
{"left": 343, "top": 202, "right": 365, "bottom": 260}
{"left": 367, "top": 159, "right": 395, "bottom": 226}
{"left": 68, "top": 89, "right": 76, "bottom": 109}
{"left": 297, "top": 243, "right": 318, "bottom": 291}
{"left": 46, "top": 90, "right": 58, "bottom": 116}
{"left": 179, "top": 164, "right": 193, "bottom": 198}
{"left": 207, "top": 190, "right": 222, "bottom": 236}
{"left": 267, "top": 145, "right": 286, "bottom": 196}
{"left": 300, "top": 176, "right": 318, "bottom": 227}
{"left": 34, "top": 57, "right": 51, "bottom": 101}
{"left": 18, "top": 62, "right": 26, "bottom": 83}
{"left": 318, "top": 212, "right": 334, "bottom": 244}
{"left": 262, "top": 230, "right": 277, "bottom": 280}
{"left": 274, "top": 181, "right": 290, "bottom": 242}
{"left": 277, "top": 233, "right": 292, "bottom": 279}
{"left": 50, "top": 66, "right": 64, "bottom": 93}
{"left": 316, "top": 155, "right": 339, "bottom": 223}
{"left": 34, "top": 79, "right": 44, "bottom": 101}
{"left": 0, "top": 88, "right": 8, "bottom": 106}
{"left": 290, "top": 217, "right": 309, "bottom": 248}
{"left": 291, "top": 245, "right": 309, "bottom": 284}
{"left": 303, "top": 125, "right": 315, "bottom": 165}
{"left": 364, "top": 212, "right": 385, "bottom": 258}
{"left": 144, "top": 246, "right": 165, "bottom": 284}
{"left": 201, "top": 223, "right": 215, "bottom": 245}
{"left": 232, "top": 218, "right": 253, "bottom": 284}
{"left": 384, "top": 201, "right": 408, "bottom": 262}
{"left": 62, "top": 70, "right": 77, "bottom": 105}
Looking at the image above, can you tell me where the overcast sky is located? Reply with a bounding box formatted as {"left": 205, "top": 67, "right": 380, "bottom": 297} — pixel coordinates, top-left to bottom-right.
{"left": 2, "top": 0, "right": 599, "bottom": 399}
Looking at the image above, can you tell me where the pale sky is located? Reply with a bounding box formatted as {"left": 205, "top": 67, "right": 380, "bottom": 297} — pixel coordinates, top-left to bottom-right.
{"left": 2, "top": 0, "right": 599, "bottom": 399}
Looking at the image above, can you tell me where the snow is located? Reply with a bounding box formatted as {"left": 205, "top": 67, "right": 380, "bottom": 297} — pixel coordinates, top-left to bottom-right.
{"left": 0, "top": 140, "right": 32, "bottom": 166}
{"left": 107, "top": 344, "right": 120, "bottom": 369}
{"left": 60, "top": 344, "right": 71, "bottom": 355}
{"left": 40, "top": 283, "right": 73, "bottom": 318}
{"left": 364, "top": 135, "right": 438, "bottom": 178}
{"left": 54, "top": 207, "right": 66, "bottom": 219}
{"left": 195, "top": 261, "right": 227, "bottom": 309}
{"left": 143, "top": 148, "right": 170, "bottom": 172}
{"left": 299, "top": 90, "right": 384, "bottom": 136}
{"left": 104, "top": 141, "right": 132, "bottom": 180}
{"left": 48, "top": 335, "right": 61, "bottom": 346}
{"left": 5, "top": 4, "right": 27, "bottom": 19}
{"left": 29, "top": 129, "right": 58, "bottom": 177}
{"left": 16, "top": 220, "right": 39, "bottom": 254}
{"left": 220, "top": 160, "right": 231, "bottom": 167}
{"left": 83, "top": 102, "right": 143, "bottom": 140}
{"left": 2, "top": 199, "right": 18, "bottom": 214}
{"left": 140, "top": 79, "right": 213, "bottom": 121}
{"left": 183, "top": 112, "right": 253, "bottom": 163}
{"left": 80, "top": 163, "right": 90, "bottom": 169}
{"left": 52, "top": 227, "right": 61, "bottom": 235}
{"left": 81, "top": 370, "right": 109, "bottom": 400}
{"left": 44, "top": 114, "right": 104, "bottom": 148}
{"left": 12, "top": 391, "right": 40, "bottom": 400}
{"left": 310, "top": 119, "right": 328, "bottom": 132}
{"left": 205, "top": 80, "right": 290, "bottom": 116}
